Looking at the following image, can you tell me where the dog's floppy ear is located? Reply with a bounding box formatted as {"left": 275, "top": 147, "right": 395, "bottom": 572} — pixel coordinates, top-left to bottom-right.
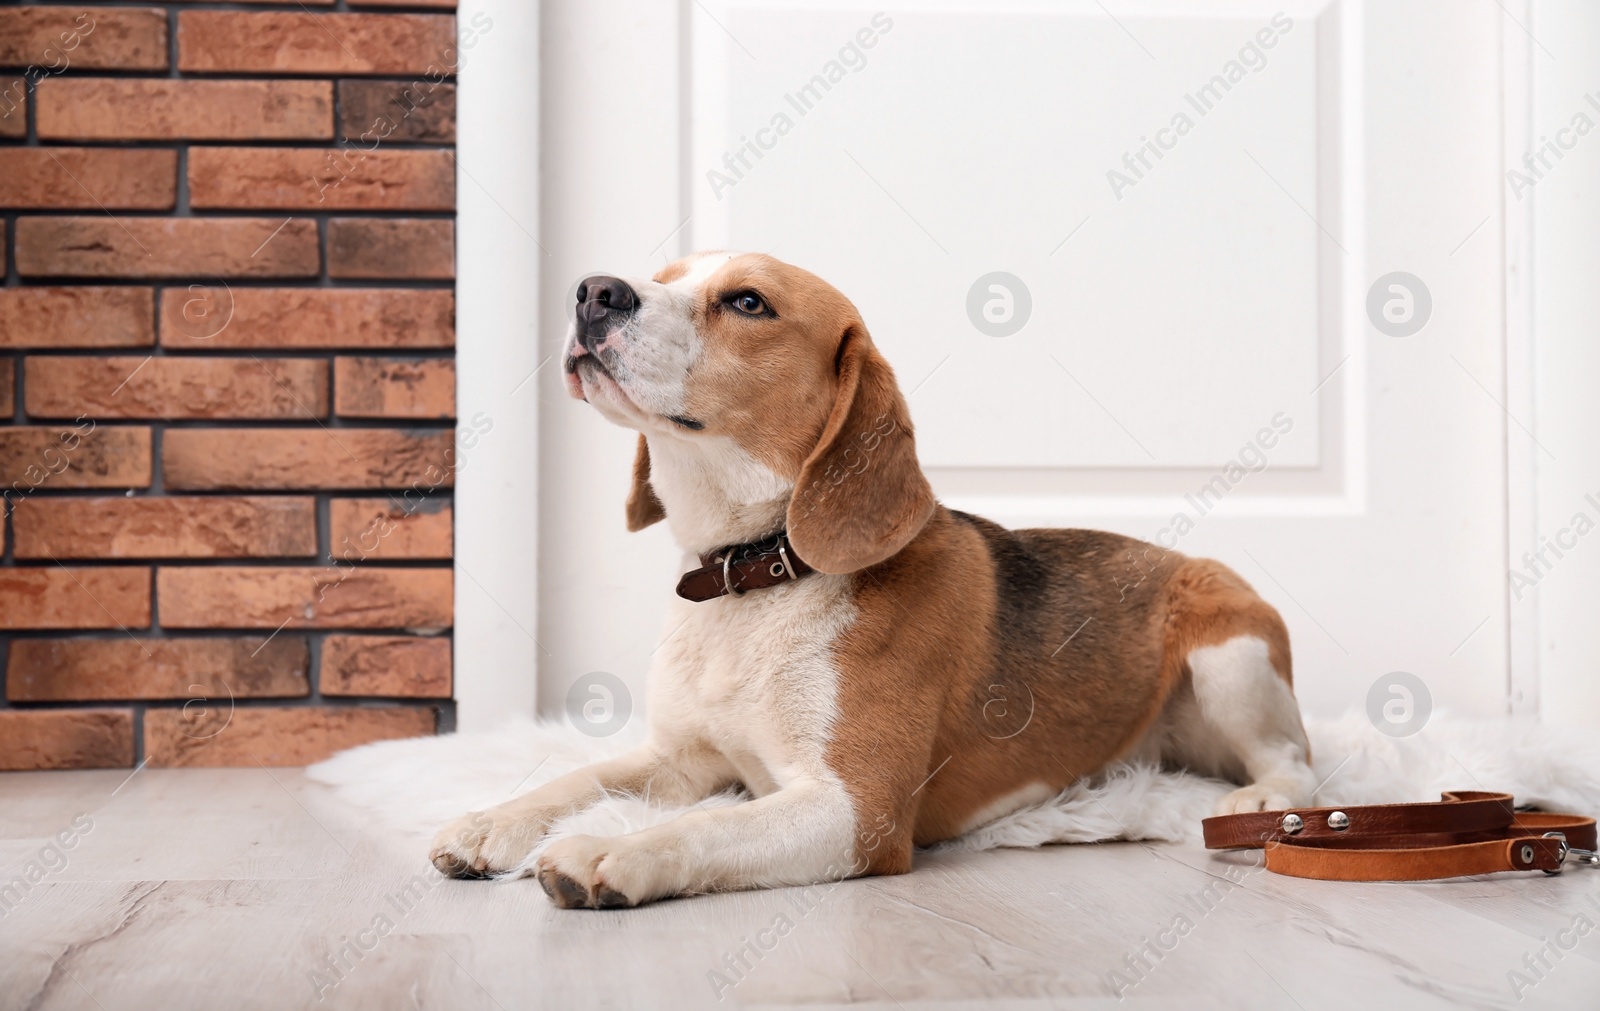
{"left": 786, "top": 327, "right": 935, "bottom": 573}
{"left": 625, "top": 434, "right": 666, "bottom": 531}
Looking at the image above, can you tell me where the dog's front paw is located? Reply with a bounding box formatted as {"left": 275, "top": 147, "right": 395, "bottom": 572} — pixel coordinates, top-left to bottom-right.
{"left": 429, "top": 808, "right": 547, "bottom": 878}
{"left": 534, "top": 835, "right": 641, "bottom": 909}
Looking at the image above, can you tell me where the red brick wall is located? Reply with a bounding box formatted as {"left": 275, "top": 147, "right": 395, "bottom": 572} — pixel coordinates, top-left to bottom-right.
{"left": 0, "top": 2, "right": 462, "bottom": 769}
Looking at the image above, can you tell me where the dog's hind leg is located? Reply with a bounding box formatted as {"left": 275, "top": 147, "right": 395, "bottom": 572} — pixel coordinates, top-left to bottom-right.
{"left": 1185, "top": 634, "right": 1317, "bottom": 815}
{"left": 1154, "top": 558, "right": 1317, "bottom": 816}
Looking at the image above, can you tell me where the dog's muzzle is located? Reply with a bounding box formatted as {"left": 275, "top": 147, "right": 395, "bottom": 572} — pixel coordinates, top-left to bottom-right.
{"left": 574, "top": 275, "right": 636, "bottom": 353}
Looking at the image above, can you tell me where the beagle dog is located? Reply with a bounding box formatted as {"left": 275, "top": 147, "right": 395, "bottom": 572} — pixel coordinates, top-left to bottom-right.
{"left": 429, "top": 252, "right": 1317, "bottom": 908}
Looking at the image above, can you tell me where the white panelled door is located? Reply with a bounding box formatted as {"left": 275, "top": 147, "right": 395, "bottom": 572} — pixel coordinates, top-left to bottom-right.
{"left": 533, "top": 0, "right": 1531, "bottom": 729}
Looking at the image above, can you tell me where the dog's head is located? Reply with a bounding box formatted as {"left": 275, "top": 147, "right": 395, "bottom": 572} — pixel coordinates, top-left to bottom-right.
{"left": 563, "top": 251, "right": 935, "bottom": 573}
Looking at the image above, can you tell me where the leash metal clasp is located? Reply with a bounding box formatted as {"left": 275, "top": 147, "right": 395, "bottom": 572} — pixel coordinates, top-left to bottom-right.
{"left": 1541, "top": 832, "right": 1600, "bottom": 875}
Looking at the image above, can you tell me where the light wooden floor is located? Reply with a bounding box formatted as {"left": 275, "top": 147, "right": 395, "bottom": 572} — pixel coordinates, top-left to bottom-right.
{"left": 2, "top": 768, "right": 1598, "bottom": 1010}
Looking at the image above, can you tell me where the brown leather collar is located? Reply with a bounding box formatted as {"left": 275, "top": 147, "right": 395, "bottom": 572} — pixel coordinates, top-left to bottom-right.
{"left": 1203, "top": 790, "right": 1598, "bottom": 881}
{"left": 675, "top": 532, "right": 815, "bottom": 603}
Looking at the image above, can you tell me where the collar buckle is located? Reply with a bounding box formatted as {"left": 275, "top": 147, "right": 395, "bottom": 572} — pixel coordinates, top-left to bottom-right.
{"left": 776, "top": 535, "right": 798, "bottom": 581}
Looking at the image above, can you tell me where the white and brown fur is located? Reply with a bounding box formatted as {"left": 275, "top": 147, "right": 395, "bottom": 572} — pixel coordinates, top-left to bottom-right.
{"left": 429, "top": 252, "right": 1317, "bottom": 908}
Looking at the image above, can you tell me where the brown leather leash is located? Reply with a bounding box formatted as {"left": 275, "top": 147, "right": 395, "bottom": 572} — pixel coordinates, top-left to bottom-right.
{"left": 1203, "top": 791, "right": 1599, "bottom": 881}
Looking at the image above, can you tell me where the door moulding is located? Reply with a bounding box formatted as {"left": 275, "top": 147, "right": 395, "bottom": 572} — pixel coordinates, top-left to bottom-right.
{"left": 453, "top": 0, "right": 543, "bottom": 731}
{"left": 1502, "top": 0, "right": 1541, "bottom": 718}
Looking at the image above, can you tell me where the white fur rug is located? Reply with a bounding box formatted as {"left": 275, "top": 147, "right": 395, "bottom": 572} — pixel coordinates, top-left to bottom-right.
{"left": 306, "top": 712, "right": 1600, "bottom": 877}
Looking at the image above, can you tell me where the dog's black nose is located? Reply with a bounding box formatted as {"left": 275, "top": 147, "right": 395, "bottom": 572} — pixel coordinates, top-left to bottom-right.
{"left": 575, "top": 275, "right": 636, "bottom": 351}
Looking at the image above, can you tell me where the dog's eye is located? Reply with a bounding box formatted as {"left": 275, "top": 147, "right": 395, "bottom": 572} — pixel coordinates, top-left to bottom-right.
{"left": 728, "top": 292, "right": 769, "bottom": 317}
